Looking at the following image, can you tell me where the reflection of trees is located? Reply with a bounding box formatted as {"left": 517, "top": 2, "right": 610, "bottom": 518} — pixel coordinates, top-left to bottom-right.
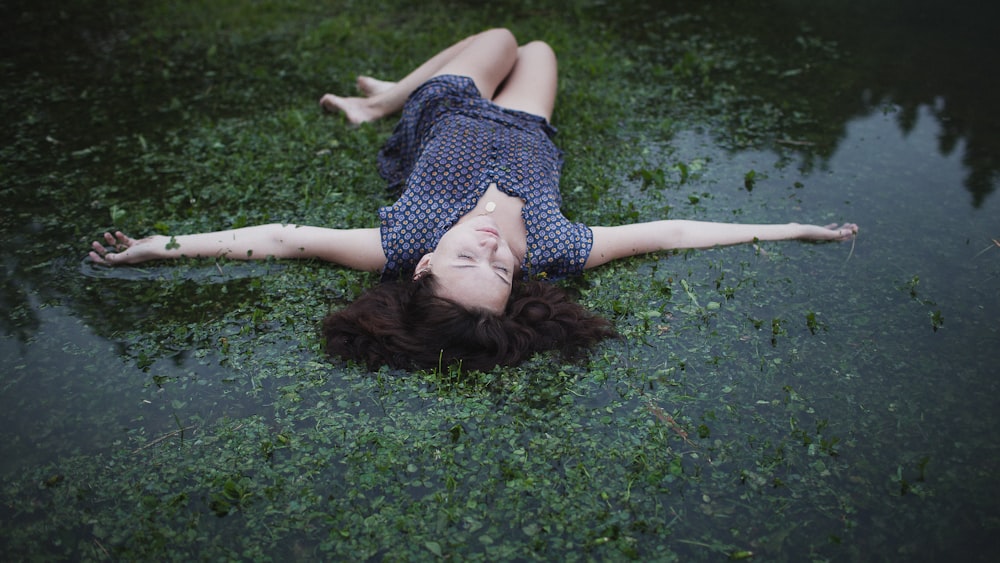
{"left": 801, "top": 0, "right": 1000, "bottom": 208}
{"left": 607, "top": 0, "right": 999, "bottom": 208}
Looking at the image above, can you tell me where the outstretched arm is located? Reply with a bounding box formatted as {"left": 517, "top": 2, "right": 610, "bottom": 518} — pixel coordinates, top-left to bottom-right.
{"left": 586, "top": 220, "right": 858, "bottom": 269}
{"left": 89, "top": 224, "right": 386, "bottom": 272}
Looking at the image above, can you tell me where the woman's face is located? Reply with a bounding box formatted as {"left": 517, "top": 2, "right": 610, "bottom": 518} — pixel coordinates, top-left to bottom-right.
{"left": 417, "top": 215, "right": 520, "bottom": 313}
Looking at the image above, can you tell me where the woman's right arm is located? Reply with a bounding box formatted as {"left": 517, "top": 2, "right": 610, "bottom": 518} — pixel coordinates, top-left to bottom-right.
{"left": 89, "top": 224, "right": 387, "bottom": 272}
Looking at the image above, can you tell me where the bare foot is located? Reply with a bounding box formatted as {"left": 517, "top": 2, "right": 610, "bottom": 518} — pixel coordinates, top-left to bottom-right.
{"left": 318, "top": 93, "right": 380, "bottom": 125}
{"left": 356, "top": 75, "right": 395, "bottom": 97}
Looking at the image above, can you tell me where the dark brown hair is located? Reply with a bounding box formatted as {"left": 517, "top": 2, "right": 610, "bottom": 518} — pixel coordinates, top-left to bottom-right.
{"left": 322, "top": 276, "right": 616, "bottom": 371}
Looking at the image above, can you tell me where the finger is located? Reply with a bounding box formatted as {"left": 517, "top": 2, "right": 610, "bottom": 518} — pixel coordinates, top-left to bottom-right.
{"left": 88, "top": 250, "right": 109, "bottom": 265}
{"left": 103, "top": 232, "right": 117, "bottom": 245}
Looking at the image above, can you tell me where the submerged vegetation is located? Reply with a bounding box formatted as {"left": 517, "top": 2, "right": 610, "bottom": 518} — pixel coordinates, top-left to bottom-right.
{"left": 2, "top": 0, "right": 998, "bottom": 560}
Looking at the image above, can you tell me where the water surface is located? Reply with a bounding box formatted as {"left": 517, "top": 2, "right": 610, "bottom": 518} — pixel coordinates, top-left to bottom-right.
{"left": 1, "top": 0, "right": 997, "bottom": 560}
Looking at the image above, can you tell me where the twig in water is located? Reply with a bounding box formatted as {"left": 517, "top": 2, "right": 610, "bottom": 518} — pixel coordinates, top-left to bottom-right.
{"left": 93, "top": 537, "right": 110, "bottom": 558}
{"left": 846, "top": 233, "right": 857, "bottom": 262}
{"left": 971, "top": 238, "right": 999, "bottom": 259}
{"left": 647, "top": 402, "right": 696, "bottom": 447}
{"left": 132, "top": 425, "right": 197, "bottom": 453}
{"left": 776, "top": 138, "right": 815, "bottom": 146}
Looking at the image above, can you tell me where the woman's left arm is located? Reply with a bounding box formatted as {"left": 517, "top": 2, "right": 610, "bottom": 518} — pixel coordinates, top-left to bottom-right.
{"left": 585, "top": 220, "right": 858, "bottom": 269}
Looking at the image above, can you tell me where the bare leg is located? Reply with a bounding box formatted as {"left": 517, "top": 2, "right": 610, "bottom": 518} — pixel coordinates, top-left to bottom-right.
{"left": 320, "top": 28, "right": 518, "bottom": 125}
{"left": 356, "top": 76, "right": 395, "bottom": 97}
{"left": 491, "top": 41, "right": 558, "bottom": 121}
{"left": 320, "top": 34, "right": 475, "bottom": 124}
{"left": 429, "top": 27, "right": 518, "bottom": 99}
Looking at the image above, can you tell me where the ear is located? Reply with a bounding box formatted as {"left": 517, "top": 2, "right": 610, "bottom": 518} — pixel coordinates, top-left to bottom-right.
{"left": 412, "top": 253, "right": 433, "bottom": 281}
{"left": 416, "top": 253, "right": 433, "bottom": 271}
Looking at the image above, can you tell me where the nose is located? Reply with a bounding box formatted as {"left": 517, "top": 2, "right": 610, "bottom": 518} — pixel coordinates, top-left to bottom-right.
{"left": 480, "top": 234, "right": 499, "bottom": 251}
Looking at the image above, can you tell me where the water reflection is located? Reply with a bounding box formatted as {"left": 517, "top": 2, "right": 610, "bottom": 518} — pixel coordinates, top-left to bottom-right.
{"left": 608, "top": 0, "right": 999, "bottom": 208}
{"left": 778, "top": 0, "right": 1000, "bottom": 207}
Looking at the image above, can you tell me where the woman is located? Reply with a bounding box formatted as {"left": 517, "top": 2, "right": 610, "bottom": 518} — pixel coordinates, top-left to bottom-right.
{"left": 90, "top": 29, "right": 857, "bottom": 371}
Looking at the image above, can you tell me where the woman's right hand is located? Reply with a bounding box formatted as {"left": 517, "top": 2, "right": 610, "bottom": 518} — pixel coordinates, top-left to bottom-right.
{"left": 89, "top": 231, "right": 157, "bottom": 265}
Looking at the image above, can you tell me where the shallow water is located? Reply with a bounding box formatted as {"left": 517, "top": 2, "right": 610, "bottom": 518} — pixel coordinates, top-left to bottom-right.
{"left": 2, "top": 0, "right": 998, "bottom": 560}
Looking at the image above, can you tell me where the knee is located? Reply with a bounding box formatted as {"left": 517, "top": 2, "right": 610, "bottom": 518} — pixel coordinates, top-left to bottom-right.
{"left": 519, "top": 40, "right": 556, "bottom": 60}
{"left": 480, "top": 28, "right": 519, "bottom": 65}
{"left": 480, "top": 27, "right": 518, "bottom": 49}
{"left": 518, "top": 40, "right": 557, "bottom": 69}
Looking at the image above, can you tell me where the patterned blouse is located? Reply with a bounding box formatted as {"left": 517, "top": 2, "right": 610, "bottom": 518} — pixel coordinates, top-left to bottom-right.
{"left": 377, "top": 74, "right": 593, "bottom": 281}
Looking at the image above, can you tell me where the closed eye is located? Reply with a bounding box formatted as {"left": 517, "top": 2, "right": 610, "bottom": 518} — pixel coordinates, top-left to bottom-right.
{"left": 456, "top": 254, "right": 511, "bottom": 284}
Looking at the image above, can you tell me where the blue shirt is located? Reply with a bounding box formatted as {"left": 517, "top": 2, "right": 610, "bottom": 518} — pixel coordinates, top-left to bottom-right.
{"left": 377, "top": 75, "right": 593, "bottom": 281}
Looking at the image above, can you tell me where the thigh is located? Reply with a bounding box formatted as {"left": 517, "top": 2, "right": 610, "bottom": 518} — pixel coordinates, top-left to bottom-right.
{"left": 491, "top": 41, "right": 558, "bottom": 121}
{"left": 433, "top": 28, "right": 518, "bottom": 100}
